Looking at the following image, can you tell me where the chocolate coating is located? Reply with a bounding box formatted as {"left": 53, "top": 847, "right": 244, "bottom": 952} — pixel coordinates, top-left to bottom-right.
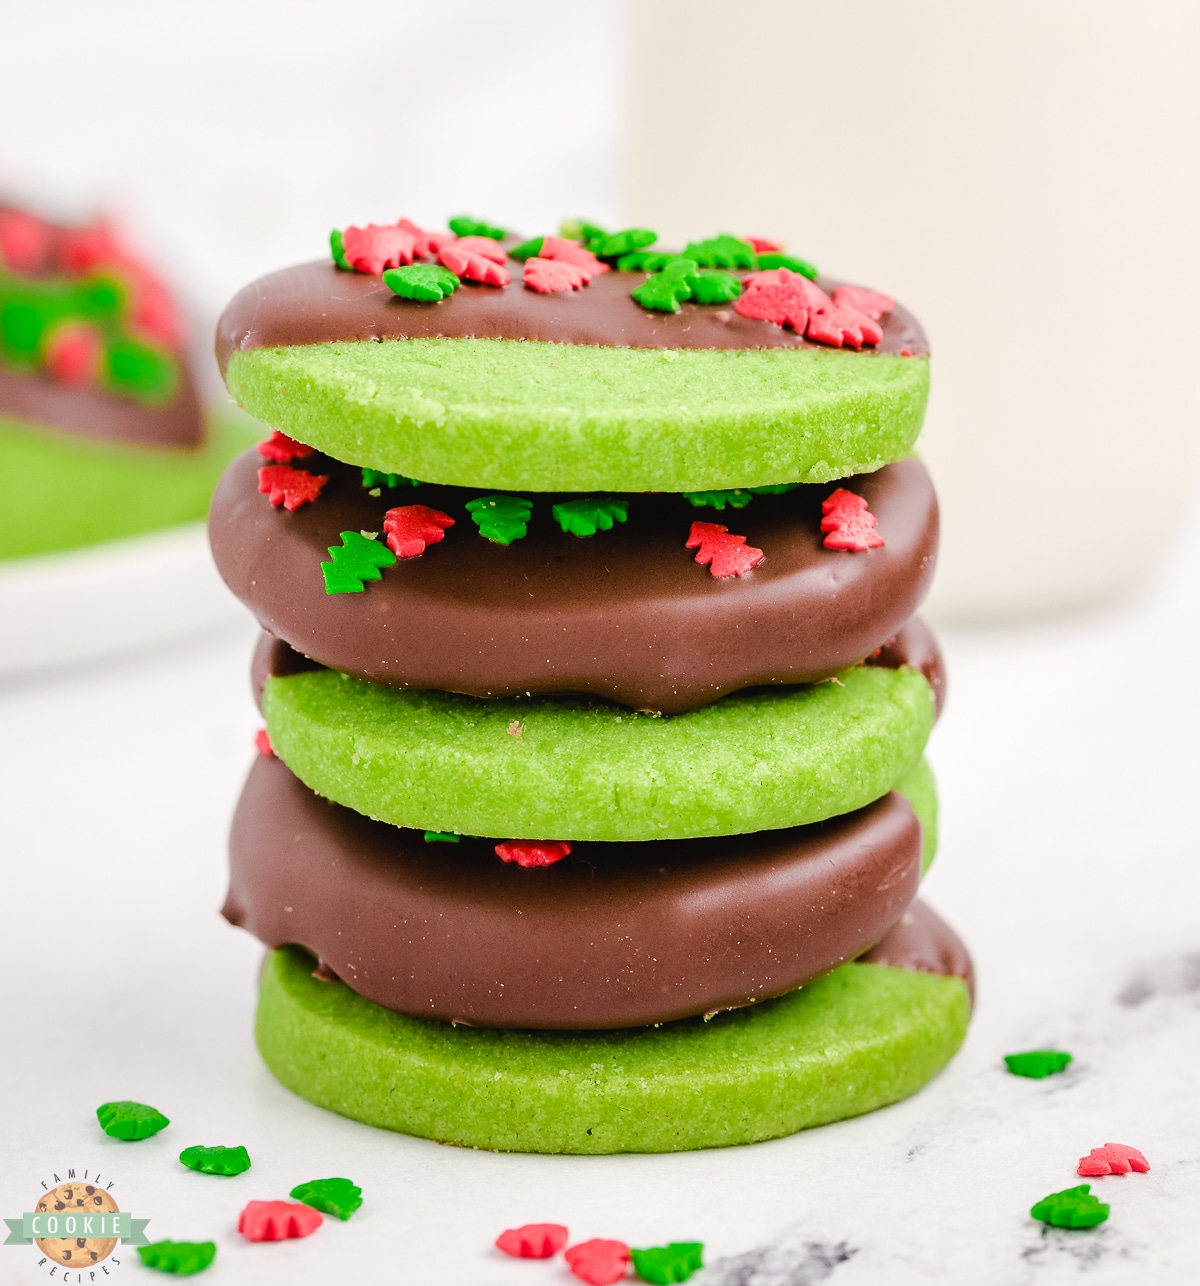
{"left": 861, "top": 900, "right": 975, "bottom": 1006}
{"left": 225, "top": 753, "right": 923, "bottom": 1030}
{"left": 215, "top": 260, "right": 928, "bottom": 374}
{"left": 0, "top": 361, "right": 204, "bottom": 449}
{"left": 212, "top": 451, "right": 938, "bottom": 714}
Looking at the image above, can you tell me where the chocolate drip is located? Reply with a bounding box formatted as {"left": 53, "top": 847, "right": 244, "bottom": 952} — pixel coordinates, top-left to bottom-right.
{"left": 861, "top": 900, "right": 975, "bottom": 1006}
{"left": 0, "top": 362, "right": 204, "bottom": 449}
{"left": 225, "top": 754, "right": 924, "bottom": 1031}
{"left": 213, "top": 452, "right": 938, "bottom": 715}
{"left": 215, "top": 261, "right": 928, "bottom": 374}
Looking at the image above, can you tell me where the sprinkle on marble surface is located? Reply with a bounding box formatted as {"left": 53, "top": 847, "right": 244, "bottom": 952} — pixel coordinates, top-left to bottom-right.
{"left": 495, "top": 1223, "right": 569, "bottom": 1258}
{"left": 237, "top": 1200, "right": 322, "bottom": 1242}
{"left": 137, "top": 1239, "right": 216, "bottom": 1275}
{"left": 290, "top": 1176, "right": 363, "bottom": 1220}
{"left": 1030, "top": 1184, "right": 1110, "bottom": 1229}
{"left": 178, "top": 1144, "right": 251, "bottom": 1176}
{"left": 1078, "top": 1143, "right": 1149, "bottom": 1176}
{"left": 631, "top": 1240, "right": 705, "bottom": 1283}
{"left": 1004, "top": 1050, "right": 1073, "bottom": 1079}
{"left": 565, "top": 1238, "right": 631, "bottom": 1285}
{"left": 96, "top": 1100, "right": 169, "bottom": 1140}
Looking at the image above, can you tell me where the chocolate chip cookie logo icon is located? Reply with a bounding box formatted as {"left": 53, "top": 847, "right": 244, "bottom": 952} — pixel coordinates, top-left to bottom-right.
{"left": 4, "top": 1169, "right": 149, "bottom": 1277}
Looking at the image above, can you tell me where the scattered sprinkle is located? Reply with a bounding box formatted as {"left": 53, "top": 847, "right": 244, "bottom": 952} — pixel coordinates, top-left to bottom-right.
{"left": 690, "top": 270, "right": 742, "bottom": 304}
{"left": 362, "top": 468, "right": 420, "bottom": 489}
{"left": 686, "top": 521, "right": 764, "bottom": 578}
{"left": 495, "top": 841, "right": 573, "bottom": 868}
{"left": 329, "top": 229, "right": 351, "bottom": 271}
{"left": 383, "top": 263, "right": 459, "bottom": 301}
{"left": 257, "top": 430, "right": 313, "bottom": 463}
{"left": 424, "top": 831, "right": 461, "bottom": 843}
{"left": 257, "top": 465, "right": 328, "bottom": 511}
{"left": 1004, "top": 1050, "right": 1073, "bottom": 1079}
{"left": 289, "top": 1177, "right": 363, "bottom": 1220}
{"left": 254, "top": 729, "right": 274, "bottom": 757}
{"left": 44, "top": 323, "right": 103, "bottom": 386}
{"left": 466, "top": 495, "right": 533, "bottom": 545}
{"left": 1030, "top": 1185, "right": 1109, "bottom": 1229}
{"left": 631, "top": 1242, "right": 705, "bottom": 1283}
{"left": 383, "top": 504, "right": 455, "bottom": 558}
{"left": 745, "top": 237, "right": 782, "bottom": 254}
{"left": 559, "top": 218, "right": 607, "bottom": 243}
{"left": 832, "top": 284, "right": 894, "bottom": 319}
{"left": 736, "top": 269, "right": 882, "bottom": 348}
{"left": 1078, "top": 1144, "right": 1149, "bottom": 1177}
{"left": 588, "top": 227, "right": 657, "bottom": 259}
{"left": 755, "top": 252, "right": 818, "bottom": 279}
{"left": 342, "top": 223, "right": 420, "bottom": 274}
{"left": 632, "top": 259, "right": 700, "bottom": 313}
{"left": 537, "top": 236, "right": 609, "bottom": 281}
{"left": 495, "top": 1223, "right": 569, "bottom": 1259}
{"left": 179, "top": 1145, "right": 251, "bottom": 1177}
{"left": 683, "top": 234, "right": 757, "bottom": 270}
{"left": 137, "top": 1240, "right": 216, "bottom": 1276}
{"left": 683, "top": 489, "right": 753, "bottom": 512}
{"left": 565, "top": 1239, "right": 631, "bottom": 1285}
{"left": 96, "top": 1100, "right": 169, "bottom": 1141}
{"left": 237, "top": 1200, "right": 322, "bottom": 1242}
{"left": 552, "top": 497, "right": 629, "bottom": 537}
{"left": 821, "top": 488, "right": 884, "bottom": 551}
{"left": 448, "top": 215, "right": 507, "bottom": 241}
{"left": 437, "top": 242, "right": 510, "bottom": 287}
{"left": 321, "top": 530, "right": 397, "bottom": 595}
{"left": 508, "top": 236, "right": 546, "bottom": 262}
{"left": 524, "top": 256, "right": 589, "bottom": 293}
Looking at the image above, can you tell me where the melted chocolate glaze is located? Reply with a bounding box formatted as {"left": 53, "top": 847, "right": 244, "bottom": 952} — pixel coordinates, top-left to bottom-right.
{"left": 225, "top": 753, "right": 925, "bottom": 1030}
{"left": 0, "top": 361, "right": 204, "bottom": 449}
{"left": 212, "top": 451, "right": 938, "bottom": 714}
{"left": 861, "top": 900, "right": 975, "bottom": 1005}
{"left": 215, "top": 260, "right": 929, "bottom": 373}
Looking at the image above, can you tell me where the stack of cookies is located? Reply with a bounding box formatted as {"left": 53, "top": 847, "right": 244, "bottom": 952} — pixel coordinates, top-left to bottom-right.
{"left": 210, "top": 216, "right": 972, "bottom": 1154}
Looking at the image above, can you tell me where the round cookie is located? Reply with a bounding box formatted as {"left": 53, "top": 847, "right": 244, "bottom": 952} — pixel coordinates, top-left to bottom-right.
{"left": 255, "top": 905, "right": 972, "bottom": 1154}
{"left": 262, "top": 661, "right": 936, "bottom": 841}
{"left": 226, "top": 754, "right": 936, "bottom": 1029}
{"left": 217, "top": 261, "right": 929, "bottom": 493}
{"left": 212, "top": 448, "right": 938, "bottom": 714}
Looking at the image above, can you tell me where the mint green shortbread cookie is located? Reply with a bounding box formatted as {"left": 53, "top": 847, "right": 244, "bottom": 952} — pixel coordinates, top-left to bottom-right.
{"left": 0, "top": 411, "right": 258, "bottom": 560}
{"left": 257, "top": 946, "right": 969, "bottom": 1154}
{"left": 263, "top": 664, "right": 935, "bottom": 842}
{"left": 225, "top": 340, "right": 928, "bottom": 493}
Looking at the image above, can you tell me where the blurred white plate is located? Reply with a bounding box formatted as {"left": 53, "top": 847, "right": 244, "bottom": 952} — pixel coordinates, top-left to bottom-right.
{"left": 0, "top": 523, "right": 243, "bottom": 675}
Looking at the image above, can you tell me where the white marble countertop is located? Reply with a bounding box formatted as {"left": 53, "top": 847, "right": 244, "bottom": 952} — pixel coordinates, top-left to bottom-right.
{"left": 2, "top": 506, "right": 1198, "bottom": 1286}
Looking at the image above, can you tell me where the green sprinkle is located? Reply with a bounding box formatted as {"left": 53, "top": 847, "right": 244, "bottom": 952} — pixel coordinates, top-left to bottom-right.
{"left": 551, "top": 497, "right": 629, "bottom": 537}
{"left": 683, "top": 488, "right": 753, "bottom": 511}
{"left": 104, "top": 338, "right": 179, "bottom": 405}
{"left": 631, "top": 259, "right": 700, "bottom": 313}
{"left": 178, "top": 1144, "right": 251, "bottom": 1176}
{"left": 559, "top": 218, "right": 607, "bottom": 243}
{"left": 290, "top": 1176, "right": 363, "bottom": 1221}
{"left": 683, "top": 234, "right": 757, "bottom": 270}
{"left": 616, "top": 250, "right": 684, "bottom": 273}
{"left": 383, "top": 263, "right": 459, "bottom": 302}
{"left": 466, "top": 495, "right": 532, "bottom": 545}
{"left": 423, "top": 831, "right": 461, "bottom": 843}
{"left": 137, "top": 1240, "right": 216, "bottom": 1275}
{"left": 755, "top": 252, "right": 818, "bottom": 279}
{"left": 96, "top": 1100, "right": 169, "bottom": 1141}
{"left": 507, "top": 237, "right": 545, "bottom": 262}
{"left": 321, "top": 531, "right": 397, "bottom": 595}
{"left": 362, "top": 468, "right": 420, "bottom": 489}
{"left": 588, "top": 227, "right": 657, "bottom": 258}
{"left": 749, "top": 483, "right": 798, "bottom": 496}
{"left": 631, "top": 1242, "right": 704, "bottom": 1283}
{"left": 1, "top": 293, "right": 62, "bottom": 360}
{"left": 330, "top": 228, "right": 351, "bottom": 271}
{"left": 690, "top": 269, "right": 742, "bottom": 305}
{"left": 1030, "top": 1185, "right": 1109, "bottom": 1229}
{"left": 1005, "top": 1050, "right": 1073, "bottom": 1079}
{"left": 448, "top": 215, "right": 506, "bottom": 240}
{"left": 72, "top": 275, "right": 126, "bottom": 319}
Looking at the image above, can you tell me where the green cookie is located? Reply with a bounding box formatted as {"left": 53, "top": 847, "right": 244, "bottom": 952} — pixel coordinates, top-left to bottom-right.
{"left": 257, "top": 946, "right": 969, "bottom": 1154}
{"left": 225, "top": 339, "right": 928, "bottom": 493}
{"left": 263, "top": 664, "right": 935, "bottom": 842}
{"left": 0, "top": 411, "right": 257, "bottom": 560}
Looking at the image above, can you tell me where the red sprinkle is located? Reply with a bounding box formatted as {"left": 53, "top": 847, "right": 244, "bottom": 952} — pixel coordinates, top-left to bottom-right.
{"left": 524, "top": 256, "right": 588, "bottom": 293}
{"left": 343, "top": 223, "right": 420, "bottom": 274}
{"left": 0, "top": 208, "right": 53, "bottom": 273}
{"left": 396, "top": 218, "right": 454, "bottom": 259}
{"left": 820, "top": 489, "right": 884, "bottom": 551}
{"left": 564, "top": 1239, "right": 630, "bottom": 1285}
{"left": 745, "top": 236, "right": 782, "bottom": 254}
{"left": 737, "top": 269, "right": 882, "bottom": 348}
{"left": 900, "top": 349, "right": 913, "bottom": 357}
{"left": 495, "top": 1224, "right": 569, "bottom": 1259}
{"left": 237, "top": 1200, "right": 322, "bottom": 1242}
{"left": 43, "top": 324, "right": 103, "bottom": 386}
{"left": 1078, "top": 1144, "right": 1150, "bottom": 1177}
{"left": 382, "top": 504, "right": 455, "bottom": 558}
{"left": 685, "top": 521, "right": 764, "bottom": 578}
{"left": 450, "top": 235, "right": 508, "bottom": 265}
{"left": 538, "top": 236, "right": 609, "bottom": 282}
{"left": 495, "top": 841, "right": 573, "bottom": 868}
{"left": 438, "top": 242, "right": 511, "bottom": 287}
{"left": 257, "top": 465, "right": 328, "bottom": 511}
{"left": 256, "top": 430, "right": 314, "bottom": 463}
{"left": 831, "top": 283, "right": 894, "bottom": 320}
{"left": 254, "top": 729, "right": 274, "bottom": 757}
